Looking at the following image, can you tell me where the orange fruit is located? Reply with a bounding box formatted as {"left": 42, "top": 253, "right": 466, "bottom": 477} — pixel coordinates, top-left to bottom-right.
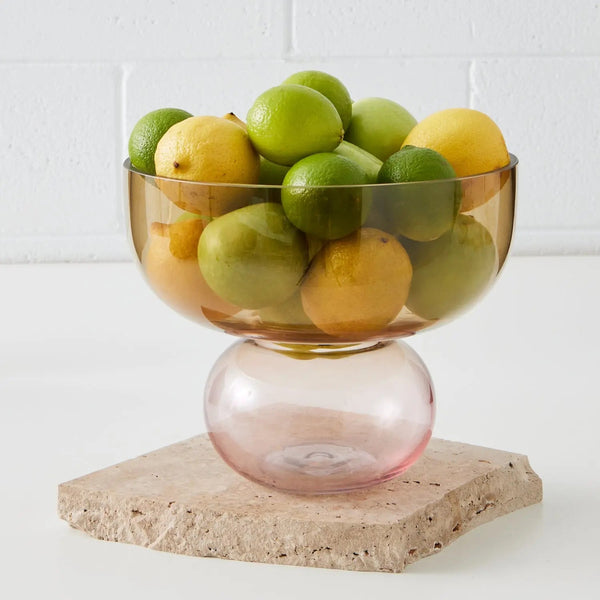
{"left": 301, "top": 228, "right": 412, "bottom": 336}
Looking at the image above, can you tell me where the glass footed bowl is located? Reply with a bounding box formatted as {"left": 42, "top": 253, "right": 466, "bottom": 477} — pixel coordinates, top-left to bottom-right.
{"left": 125, "top": 155, "right": 517, "bottom": 494}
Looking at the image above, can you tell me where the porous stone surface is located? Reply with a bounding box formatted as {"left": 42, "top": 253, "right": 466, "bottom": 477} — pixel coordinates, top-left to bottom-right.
{"left": 58, "top": 435, "right": 542, "bottom": 573}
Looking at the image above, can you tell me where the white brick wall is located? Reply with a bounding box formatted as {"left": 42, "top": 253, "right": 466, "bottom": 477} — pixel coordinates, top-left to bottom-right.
{"left": 1, "top": 0, "right": 599, "bottom": 262}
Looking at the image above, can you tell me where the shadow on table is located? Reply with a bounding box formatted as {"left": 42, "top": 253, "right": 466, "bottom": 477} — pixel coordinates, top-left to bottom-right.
{"left": 407, "top": 502, "right": 544, "bottom": 574}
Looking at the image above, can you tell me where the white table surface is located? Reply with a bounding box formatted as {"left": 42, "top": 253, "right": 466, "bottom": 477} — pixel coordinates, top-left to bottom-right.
{"left": 1, "top": 257, "right": 599, "bottom": 599}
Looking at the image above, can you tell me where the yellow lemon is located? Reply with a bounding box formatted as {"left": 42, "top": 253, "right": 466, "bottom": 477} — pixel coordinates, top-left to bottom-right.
{"left": 460, "top": 168, "right": 511, "bottom": 213}
{"left": 402, "top": 108, "right": 509, "bottom": 178}
{"left": 143, "top": 222, "right": 239, "bottom": 322}
{"left": 301, "top": 228, "right": 412, "bottom": 336}
{"left": 168, "top": 215, "right": 205, "bottom": 259}
{"left": 154, "top": 116, "right": 260, "bottom": 216}
{"left": 222, "top": 111, "right": 247, "bottom": 130}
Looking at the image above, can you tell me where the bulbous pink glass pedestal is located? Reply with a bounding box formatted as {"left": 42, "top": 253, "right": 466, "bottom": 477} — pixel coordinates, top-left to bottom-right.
{"left": 205, "top": 340, "right": 435, "bottom": 494}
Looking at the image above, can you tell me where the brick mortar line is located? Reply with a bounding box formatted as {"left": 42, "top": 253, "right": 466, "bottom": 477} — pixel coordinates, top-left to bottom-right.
{"left": 115, "top": 65, "right": 126, "bottom": 234}
{"left": 0, "top": 55, "right": 599, "bottom": 66}
{"left": 266, "top": 54, "right": 600, "bottom": 61}
{"left": 468, "top": 60, "right": 476, "bottom": 109}
{"left": 283, "top": 0, "right": 294, "bottom": 58}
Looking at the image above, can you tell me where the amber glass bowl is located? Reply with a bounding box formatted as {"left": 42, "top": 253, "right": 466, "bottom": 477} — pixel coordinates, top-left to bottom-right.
{"left": 125, "top": 155, "right": 517, "bottom": 494}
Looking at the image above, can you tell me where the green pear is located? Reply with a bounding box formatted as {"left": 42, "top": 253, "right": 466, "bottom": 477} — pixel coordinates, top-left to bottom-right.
{"left": 404, "top": 215, "right": 497, "bottom": 320}
{"left": 198, "top": 203, "right": 307, "bottom": 309}
{"left": 257, "top": 291, "right": 314, "bottom": 327}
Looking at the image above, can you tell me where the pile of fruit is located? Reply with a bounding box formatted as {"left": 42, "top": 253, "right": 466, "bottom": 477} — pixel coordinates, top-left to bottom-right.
{"left": 128, "top": 70, "right": 511, "bottom": 337}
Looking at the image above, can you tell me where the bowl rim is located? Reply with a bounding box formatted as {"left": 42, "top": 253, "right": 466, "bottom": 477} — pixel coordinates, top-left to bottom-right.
{"left": 123, "top": 153, "right": 518, "bottom": 189}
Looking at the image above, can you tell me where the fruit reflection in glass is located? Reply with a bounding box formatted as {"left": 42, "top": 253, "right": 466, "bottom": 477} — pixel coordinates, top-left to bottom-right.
{"left": 125, "top": 155, "right": 516, "bottom": 494}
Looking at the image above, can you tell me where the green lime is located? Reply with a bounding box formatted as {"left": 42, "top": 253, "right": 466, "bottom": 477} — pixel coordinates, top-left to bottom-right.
{"left": 380, "top": 145, "right": 456, "bottom": 182}
{"left": 128, "top": 108, "right": 192, "bottom": 175}
{"left": 283, "top": 70, "right": 352, "bottom": 131}
{"left": 246, "top": 85, "right": 343, "bottom": 166}
{"left": 345, "top": 97, "right": 417, "bottom": 161}
{"left": 281, "top": 153, "right": 370, "bottom": 240}
{"left": 259, "top": 155, "right": 290, "bottom": 184}
{"left": 333, "top": 140, "right": 382, "bottom": 183}
{"left": 403, "top": 215, "right": 497, "bottom": 320}
{"left": 368, "top": 145, "right": 460, "bottom": 241}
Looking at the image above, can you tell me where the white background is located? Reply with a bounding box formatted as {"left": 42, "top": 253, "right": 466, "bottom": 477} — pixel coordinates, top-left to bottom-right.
{"left": 1, "top": 258, "right": 599, "bottom": 596}
{"left": 0, "top": 0, "right": 599, "bottom": 261}
{"left": 1, "top": 1, "right": 600, "bottom": 596}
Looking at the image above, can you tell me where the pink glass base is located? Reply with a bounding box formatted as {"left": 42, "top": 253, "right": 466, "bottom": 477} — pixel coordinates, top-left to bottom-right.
{"left": 204, "top": 340, "right": 435, "bottom": 494}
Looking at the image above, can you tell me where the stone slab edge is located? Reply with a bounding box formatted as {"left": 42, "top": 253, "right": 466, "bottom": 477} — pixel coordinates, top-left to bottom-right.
{"left": 58, "top": 439, "right": 542, "bottom": 573}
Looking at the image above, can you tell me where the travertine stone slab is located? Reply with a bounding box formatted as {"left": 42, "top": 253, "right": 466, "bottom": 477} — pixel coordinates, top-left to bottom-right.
{"left": 58, "top": 435, "right": 542, "bottom": 573}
